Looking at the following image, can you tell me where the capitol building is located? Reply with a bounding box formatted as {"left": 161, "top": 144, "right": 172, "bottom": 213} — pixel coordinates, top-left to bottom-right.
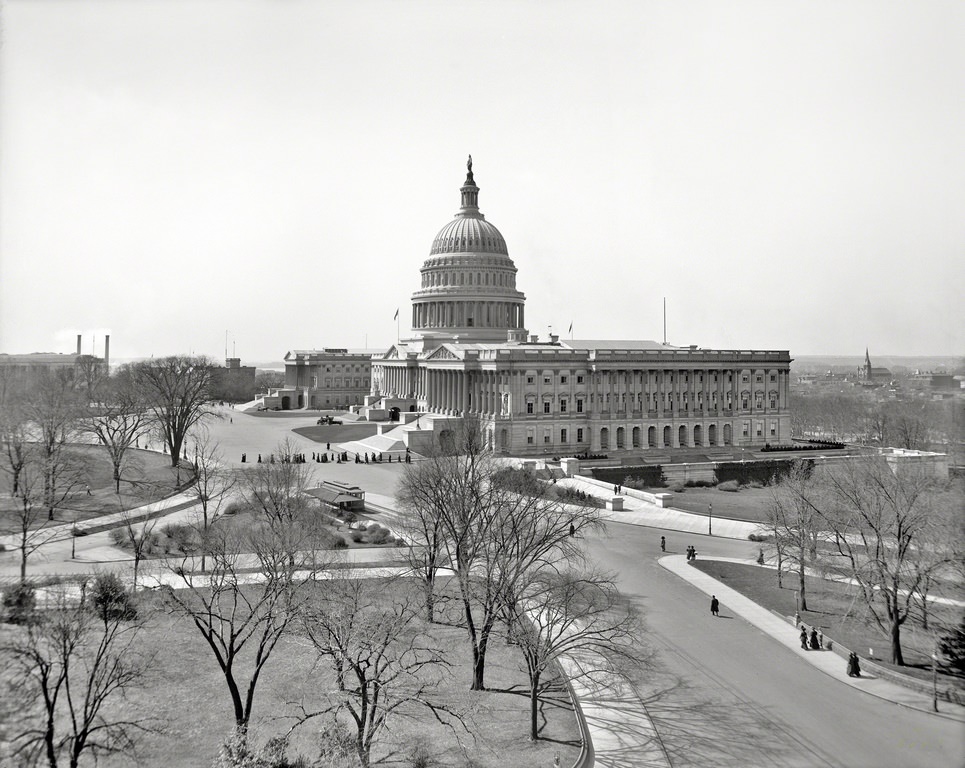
{"left": 363, "top": 158, "right": 792, "bottom": 457}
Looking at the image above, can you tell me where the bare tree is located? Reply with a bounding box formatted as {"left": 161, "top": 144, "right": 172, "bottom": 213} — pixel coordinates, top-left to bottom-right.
{"left": 296, "top": 577, "right": 459, "bottom": 768}
{"left": 186, "top": 427, "right": 236, "bottom": 573}
{"left": 396, "top": 419, "right": 598, "bottom": 691}
{"left": 128, "top": 356, "right": 216, "bottom": 470}
{"left": 162, "top": 453, "right": 327, "bottom": 733}
{"left": 0, "top": 377, "right": 30, "bottom": 498}
{"left": 240, "top": 438, "right": 312, "bottom": 526}
{"left": 818, "top": 457, "right": 957, "bottom": 665}
{"left": 766, "top": 459, "right": 821, "bottom": 610}
{"left": 21, "top": 368, "right": 85, "bottom": 521}
{"left": 85, "top": 369, "right": 150, "bottom": 494}
{"left": 7, "top": 456, "right": 52, "bottom": 584}
{"left": 506, "top": 568, "right": 640, "bottom": 741}
{"left": 113, "top": 510, "right": 160, "bottom": 592}
{"left": 75, "top": 355, "right": 108, "bottom": 405}
{"left": 396, "top": 455, "right": 452, "bottom": 625}
{"left": 0, "top": 583, "right": 153, "bottom": 768}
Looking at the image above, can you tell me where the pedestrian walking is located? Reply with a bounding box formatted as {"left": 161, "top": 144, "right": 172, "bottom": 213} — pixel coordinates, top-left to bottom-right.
{"left": 817, "top": 630, "right": 824, "bottom": 649}
{"left": 810, "top": 628, "right": 820, "bottom": 650}
{"left": 86, "top": 484, "right": 92, "bottom": 496}
{"left": 800, "top": 627, "right": 809, "bottom": 650}
{"left": 847, "top": 652, "right": 861, "bottom": 677}
{"left": 660, "top": 535, "right": 666, "bottom": 552}
{"left": 710, "top": 595, "right": 719, "bottom": 617}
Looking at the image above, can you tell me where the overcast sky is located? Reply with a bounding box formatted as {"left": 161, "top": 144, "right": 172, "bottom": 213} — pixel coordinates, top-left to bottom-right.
{"left": 1, "top": 0, "right": 962, "bottom": 362}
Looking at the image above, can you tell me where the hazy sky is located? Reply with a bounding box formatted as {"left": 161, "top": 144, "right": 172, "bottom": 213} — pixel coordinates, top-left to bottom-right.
{"left": 2, "top": 0, "right": 963, "bottom": 362}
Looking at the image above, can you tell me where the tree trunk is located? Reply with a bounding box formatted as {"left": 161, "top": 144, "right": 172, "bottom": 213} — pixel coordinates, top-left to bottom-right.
{"left": 891, "top": 616, "right": 904, "bottom": 666}
{"left": 530, "top": 672, "right": 541, "bottom": 740}
{"left": 425, "top": 581, "right": 434, "bottom": 624}
{"left": 20, "top": 544, "right": 28, "bottom": 584}
{"left": 798, "top": 560, "right": 808, "bottom": 612}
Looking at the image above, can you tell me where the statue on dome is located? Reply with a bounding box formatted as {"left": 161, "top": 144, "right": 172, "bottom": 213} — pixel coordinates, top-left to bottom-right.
{"left": 467, "top": 154, "right": 472, "bottom": 173}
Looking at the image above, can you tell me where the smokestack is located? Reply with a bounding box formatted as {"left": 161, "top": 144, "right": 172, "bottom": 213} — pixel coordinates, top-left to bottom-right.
{"left": 76, "top": 335, "right": 82, "bottom": 355}
{"left": 104, "top": 335, "right": 110, "bottom": 369}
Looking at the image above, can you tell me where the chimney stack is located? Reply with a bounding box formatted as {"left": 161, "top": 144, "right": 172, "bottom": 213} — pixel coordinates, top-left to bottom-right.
{"left": 76, "top": 335, "right": 82, "bottom": 355}
{"left": 104, "top": 335, "right": 110, "bottom": 369}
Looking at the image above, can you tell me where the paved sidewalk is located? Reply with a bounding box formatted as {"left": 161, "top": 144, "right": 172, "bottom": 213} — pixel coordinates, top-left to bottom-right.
{"left": 660, "top": 554, "right": 965, "bottom": 723}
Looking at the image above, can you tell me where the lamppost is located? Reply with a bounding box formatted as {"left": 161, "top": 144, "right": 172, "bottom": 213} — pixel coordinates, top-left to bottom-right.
{"left": 708, "top": 503, "right": 713, "bottom": 536}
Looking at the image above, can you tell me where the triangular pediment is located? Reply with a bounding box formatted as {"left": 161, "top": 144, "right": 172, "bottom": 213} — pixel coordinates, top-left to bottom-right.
{"left": 383, "top": 346, "right": 401, "bottom": 359}
{"left": 426, "top": 345, "right": 459, "bottom": 361}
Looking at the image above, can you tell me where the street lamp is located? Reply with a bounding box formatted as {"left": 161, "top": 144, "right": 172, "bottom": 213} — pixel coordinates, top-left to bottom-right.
{"left": 708, "top": 503, "right": 713, "bottom": 536}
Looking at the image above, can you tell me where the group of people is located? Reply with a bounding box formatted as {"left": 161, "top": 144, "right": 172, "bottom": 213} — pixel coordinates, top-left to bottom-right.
{"left": 799, "top": 624, "right": 824, "bottom": 651}
{"left": 239, "top": 448, "right": 412, "bottom": 465}
{"left": 686, "top": 545, "right": 698, "bottom": 560}
{"left": 612, "top": 484, "right": 624, "bottom": 494}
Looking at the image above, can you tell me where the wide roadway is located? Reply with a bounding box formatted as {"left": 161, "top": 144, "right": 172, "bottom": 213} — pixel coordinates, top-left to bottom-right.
{"left": 584, "top": 523, "right": 964, "bottom": 768}
{"left": 193, "top": 410, "right": 964, "bottom": 767}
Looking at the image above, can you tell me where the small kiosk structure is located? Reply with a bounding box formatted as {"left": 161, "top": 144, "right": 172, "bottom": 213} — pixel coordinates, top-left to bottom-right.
{"left": 309, "top": 481, "right": 365, "bottom": 516}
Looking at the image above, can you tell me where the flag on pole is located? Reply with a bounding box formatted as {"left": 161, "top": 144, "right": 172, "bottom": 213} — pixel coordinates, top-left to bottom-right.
{"left": 393, "top": 308, "right": 399, "bottom": 321}
{"left": 568, "top": 321, "right": 573, "bottom": 334}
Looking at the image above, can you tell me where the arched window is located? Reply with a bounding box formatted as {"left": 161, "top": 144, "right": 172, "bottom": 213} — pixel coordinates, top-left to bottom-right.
{"left": 678, "top": 425, "right": 688, "bottom": 447}
{"left": 600, "top": 427, "right": 609, "bottom": 450}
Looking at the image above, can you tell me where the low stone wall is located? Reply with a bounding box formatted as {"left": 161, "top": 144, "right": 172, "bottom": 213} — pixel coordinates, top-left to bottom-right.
{"left": 575, "top": 474, "right": 674, "bottom": 508}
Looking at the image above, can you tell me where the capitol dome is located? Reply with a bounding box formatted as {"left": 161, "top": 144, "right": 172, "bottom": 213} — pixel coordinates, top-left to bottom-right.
{"left": 430, "top": 216, "right": 507, "bottom": 256}
{"left": 409, "top": 157, "right": 527, "bottom": 345}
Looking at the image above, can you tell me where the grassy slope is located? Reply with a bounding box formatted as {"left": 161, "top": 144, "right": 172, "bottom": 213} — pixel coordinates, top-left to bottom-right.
{"left": 95, "top": 582, "right": 580, "bottom": 768}
{"left": 692, "top": 559, "right": 963, "bottom": 687}
{"left": 0, "top": 446, "right": 181, "bottom": 535}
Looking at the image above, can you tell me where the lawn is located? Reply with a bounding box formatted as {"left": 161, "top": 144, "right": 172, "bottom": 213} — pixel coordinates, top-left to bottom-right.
{"left": 293, "top": 423, "right": 381, "bottom": 444}
{"left": 90, "top": 578, "right": 580, "bottom": 768}
{"left": 692, "top": 559, "right": 964, "bottom": 689}
{"left": 658, "top": 484, "right": 775, "bottom": 523}
{"left": 0, "top": 446, "right": 181, "bottom": 535}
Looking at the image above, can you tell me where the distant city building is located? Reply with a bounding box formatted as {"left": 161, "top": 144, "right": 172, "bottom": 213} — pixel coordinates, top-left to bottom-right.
{"left": 260, "top": 349, "right": 375, "bottom": 410}
{"left": 0, "top": 334, "right": 109, "bottom": 379}
{"left": 209, "top": 357, "right": 257, "bottom": 401}
{"left": 364, "top": 159, "right": 793, "bottom": 456}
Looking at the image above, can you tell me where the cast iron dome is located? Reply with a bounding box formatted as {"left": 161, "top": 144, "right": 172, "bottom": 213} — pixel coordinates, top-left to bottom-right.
{"left": 428, "top": 156, "right": 510, "bottom": 257}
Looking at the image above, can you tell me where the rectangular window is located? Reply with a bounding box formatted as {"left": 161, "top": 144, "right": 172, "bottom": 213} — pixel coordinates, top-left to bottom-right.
{"left": 526, "top": 402, "right": 534, "bottom": 414}
{"left": 561, "top": 428, "right": 568, "bottom": 443}
{"left": 576, "top": 375, "right": 584, "bottom": 384}
{"left": 742, "top": 421, "right": 750, "bottom": 437}
{"left": 770, "top": 374, "right": 777, "bottom": 383}
{"left": 543, "top": 401, "right": 551, "bottom": 414}
{"left": 560, "top": 375, "right": 568, "bottom": 384}
{"left": 560, "top": 399, "right": 567, "bottom": 413}
{"left": 576, "top": 399, "right": 583, "bottom": 413}
{"left": 311, "top": 376, "right": 318, "bottom": 388}
{"left": 755, "top": 375, "right": 763, "bottom": 384}
{"left": 526, "top": 428, "right": 535, "bottom": 445}
{"left": 756, "top": 422, "right": 764, "bottom": 437}
{"left": 770, "top": 395, "right": 778, "bottom": 408}
{"left": 770, "top": 421, "right": 777, "bottom": 437}
{"left": 544, "top": 428, "right": 551, "bottom": 444}
{"left": 577, "top": 428, "right": 584, "bottom": 442}
{"left": 543, "top": 376, "right": 551, "bottom": 385}
{"left": 527, "top": 435, "right": 534, "bottom": 444}
{"left": 527, "top": 376, "right": 535, "bottom": 384}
